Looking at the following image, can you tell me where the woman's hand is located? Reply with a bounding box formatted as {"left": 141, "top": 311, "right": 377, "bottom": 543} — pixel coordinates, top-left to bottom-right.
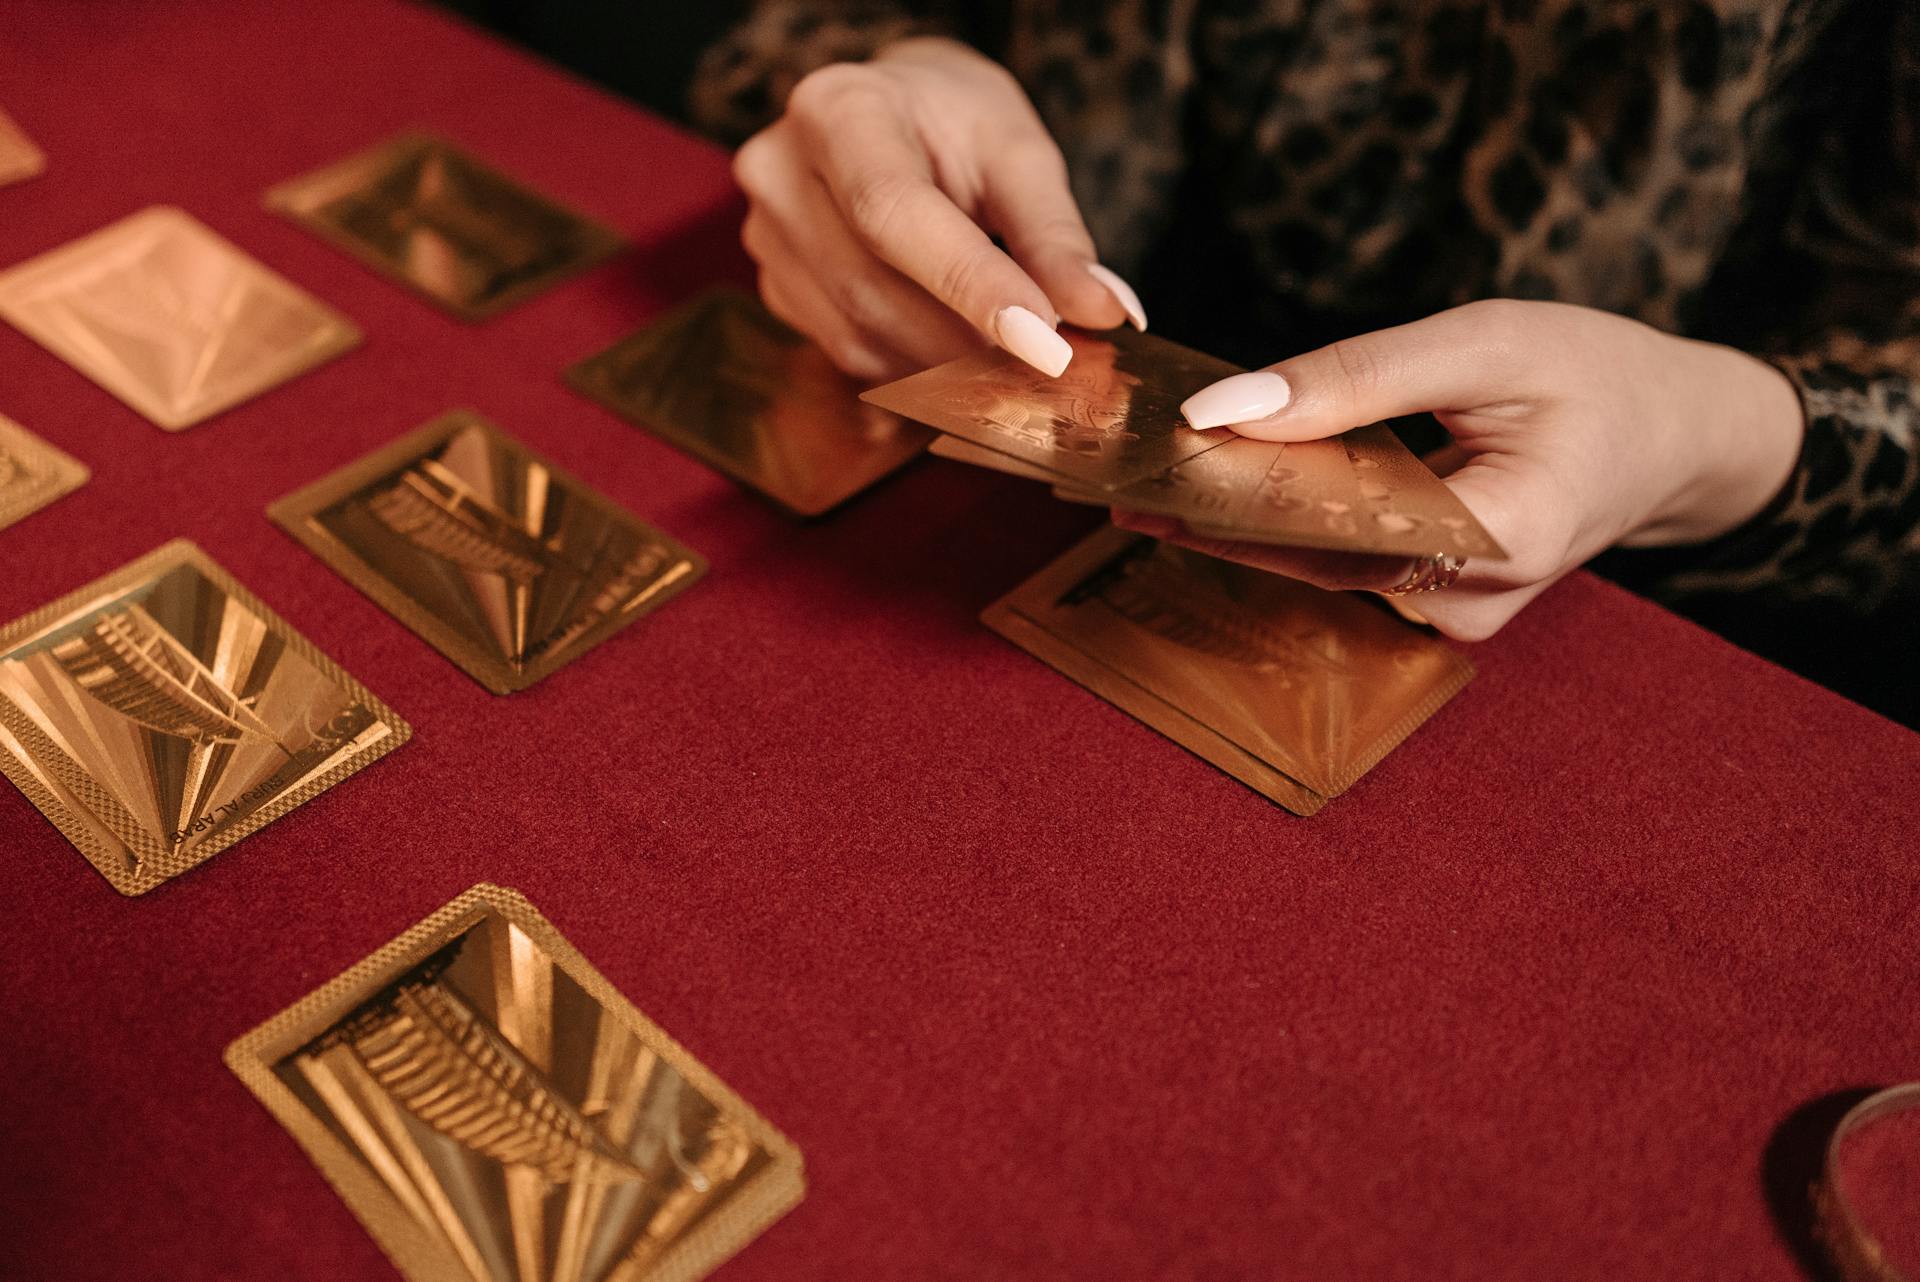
{"left": 1117, "top": 300, "right": 1806, "bottom": 641}
{"left": 731, "top": 36, "right": 1141, "bottom": 383}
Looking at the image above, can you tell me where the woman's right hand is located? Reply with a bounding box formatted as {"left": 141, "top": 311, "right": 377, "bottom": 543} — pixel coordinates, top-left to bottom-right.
{"left": 731, "top": 36, "right": 1143, "bottom": 383}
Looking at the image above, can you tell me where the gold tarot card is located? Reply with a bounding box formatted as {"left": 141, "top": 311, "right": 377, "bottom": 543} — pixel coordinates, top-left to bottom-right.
{"left": 0, "top": 413, "right": 89, "bottom": 531}
{"left": 861, "top": 327, "right": 1237, "bottom": 491}
{"left": 0, "top": 206, "right": 362, "bottom": 430}
{"left": 0, "top": 540, "right": 410, "bottom": 894}
{"left": 269, "top": 409, "right": 705, "bottom": 694}
{"left": 567, "top": 290, "right": 935, "bottom": 516}
{"left": 267, "top": 132, "right": 627, "bottom": 321}
{"left": 0, "top": 108, "right": 46, "bottom": 188}
{"left": 225, "top": 883, "right": 805, "bottom": 1282}
{"left": 929, "top": 434, "right": 1063, "bottom": 483}
{"left": 983, "top": 527, "right": 1473, "bottom": 815}
{"left": 1055, "top": 425, "right": 1506, "bottom": 561}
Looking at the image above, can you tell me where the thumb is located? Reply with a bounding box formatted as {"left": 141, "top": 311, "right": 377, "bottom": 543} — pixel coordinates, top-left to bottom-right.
{"left": 978, "top": 138, "right": 1142, "bottom": 332}
{"left": 1181, "top": 300, "right": 1530, "bottom": 440}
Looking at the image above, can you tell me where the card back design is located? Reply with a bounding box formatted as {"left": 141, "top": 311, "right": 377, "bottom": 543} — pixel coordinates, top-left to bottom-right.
{"left": 1057, "top": 426, "right": 1506, "bottom": 560}
{"left": 0, "top": 206, "right": 361, "bottom": 430}
{"left": 225, "top": 884, "right": 805, "bottom": 1282}
{"left": 929, "top": 434, "right": 1063, "bottom": 482}
{"left": 267, "top": 132, "right": 627, "bottom": 321}
{"left": 269, "top": 410, "right": 704, "bottom": 693}
{"left": 984, "top": 527, "right": 1472, "bottom": 814}
{"left": 567, "top": 290, "right": 935, "bottom": 516}
{"left": 0, "top": 413, "right": 88, "bottom": 531}
{"left": 0, "top": 540, "right": 409, "bottom": 893}
{"left": 0, "top": 108, "right": 46, "bottom": 188}
{"left": 861, "top": 327, "right": 1237, "bottom": 491}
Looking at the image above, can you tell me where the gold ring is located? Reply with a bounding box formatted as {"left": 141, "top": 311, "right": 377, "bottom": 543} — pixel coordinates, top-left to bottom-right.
{"left": 1381, "top": 554, "right": 1465, "bottom": 596}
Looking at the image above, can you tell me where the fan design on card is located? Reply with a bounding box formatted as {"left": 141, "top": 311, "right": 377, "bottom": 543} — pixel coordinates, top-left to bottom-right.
{"left": 0, "top": 542, "right": 409, "bottom": 893}
{"left": 267, "top": 132, "right": 627, "bottom": 320}
{"left": 229, "top": 888, "right": 803, "bottom": 1282}
{"left": 270, "top": 411, "right": 704, "bottom": 693}
{"left": 50, "top": 605, "right": 289, "bottom": 752}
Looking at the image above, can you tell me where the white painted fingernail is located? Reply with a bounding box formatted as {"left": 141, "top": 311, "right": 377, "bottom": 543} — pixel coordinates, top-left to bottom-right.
{"left": 1086, "top": 263, "right": 1147, "bottom": 331}
{"left": 994, "top": 305, "right": 1072, "bottom": 377}
{"left": 1180, "top": 371, "right": 1292, "bottom": 429}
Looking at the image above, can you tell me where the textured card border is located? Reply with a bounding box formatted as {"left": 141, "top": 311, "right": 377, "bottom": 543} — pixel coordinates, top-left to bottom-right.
{"left": 0, "top": 539, "right": 412, "bottom": 894}
{"left": 0, "top": 413, "right": 88, "bottom": 531}
{"left": 268, "top": 409, "right": 707, "bottom": 694}
{"left": 266, "top": 131, "right": 628, "bottom": 322}
{"left": 223, "top": 883, "right": 806, "bottom": 1282}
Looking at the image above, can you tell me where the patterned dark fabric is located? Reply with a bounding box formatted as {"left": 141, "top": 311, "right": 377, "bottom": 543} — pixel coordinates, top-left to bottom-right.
{"left": 690, "top": 0, "right": 1920, "bottom": 625}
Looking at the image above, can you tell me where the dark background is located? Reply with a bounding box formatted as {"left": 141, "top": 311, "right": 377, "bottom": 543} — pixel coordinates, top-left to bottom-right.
{"left": 436, "top": 0, "right": 745, "bottom": 124}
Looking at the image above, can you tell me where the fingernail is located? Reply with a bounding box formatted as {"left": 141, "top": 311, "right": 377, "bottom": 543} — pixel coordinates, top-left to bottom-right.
{"left": 994, "top": 305, "right": 1072, "bottom": 377}
{"left": 1181, "top": 371, "right": 1292, "bottom": 429}
{"left": 1086, "top": 263, "right": 1147, "bottom": 331}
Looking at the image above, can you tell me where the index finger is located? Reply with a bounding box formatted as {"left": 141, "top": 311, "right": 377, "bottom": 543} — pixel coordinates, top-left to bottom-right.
{"left": 791, "top": 72, "right": 1073, "bottom": 375}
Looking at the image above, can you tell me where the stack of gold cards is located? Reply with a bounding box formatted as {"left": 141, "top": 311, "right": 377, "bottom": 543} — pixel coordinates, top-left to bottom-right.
{"left": 268, "top": 132, "right": 626, "bottom": 321}
{"left": 568, "top": 290, "right": 935, "bottom": 516}
{"left": 985, "top": 528, "right": 1473, "bottom": 814}
{"left": 0, "top": 541, "right": 409, "bottom": 893}
{"left": 866, "top": 327, "right": 1240, "bottom": 493}
{"left": 865, "top": 327, "right": 1505, "bottom": 562}
{"left": 226, "top": 884, "right": 804, "bottom": 1282}
{"left": 0, "top": 206, "right": 361, "bottom": 430}
{"left": 0, "top": 108, "right": 46, "bottom": 188}
{"left": 0, "top": 413, "right": 88, "bottom": 532}
{"left": 270, "top": 410, "right": 704, "bottom": 693}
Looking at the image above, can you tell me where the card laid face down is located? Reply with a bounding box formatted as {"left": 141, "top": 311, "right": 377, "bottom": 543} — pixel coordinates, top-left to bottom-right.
{"left": 0, "top": 540, "right": 409, "bottom": 894}
{"left": 1057, "top": 425, "right": 1507, "bottom": 561}
{"left": 0, "top": 413, "right": 89, "bottom": 532}
{"left": 861, "top": 327, "right": 1237, "bottom": 491}
{"left": 0, "top": 206, "right": 361, "bottom": 430}
{"left": 267, "top": 132, "right": 627, "bottom": 321}
{"left": 270, "top": 410, "right": 704, "bottom": 693}
{"left": 225, "top": 884, "right": 804, "bottom": 1282}
{"left": 0, "top": 108, "right": 46, "bottom": 188}
{"left": 568, "top": 290, "right": 935, "bottom": 516}
{"left": 984, "top": 527, "right": 1473, "bottom": 815}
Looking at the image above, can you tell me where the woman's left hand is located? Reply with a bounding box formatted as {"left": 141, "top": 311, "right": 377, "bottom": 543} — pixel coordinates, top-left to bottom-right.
{"left": 1114, "top": 299, "right": 1807, "bottom": 641}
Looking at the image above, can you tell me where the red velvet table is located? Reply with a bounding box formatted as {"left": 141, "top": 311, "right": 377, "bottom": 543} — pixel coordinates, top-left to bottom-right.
{"left": 1, "top": 4, "right": 1915, "bottom": 1280}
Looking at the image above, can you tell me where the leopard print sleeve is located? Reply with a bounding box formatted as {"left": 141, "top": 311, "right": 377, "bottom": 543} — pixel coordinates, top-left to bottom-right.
{"left": 688, "top": 2, "right": 952, "bottom": 144}
{"left": 1610, "top": 3, "right": 1920, "bottom": 614}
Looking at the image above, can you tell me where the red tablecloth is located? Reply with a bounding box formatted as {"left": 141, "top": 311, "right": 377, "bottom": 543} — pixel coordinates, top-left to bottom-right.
{"left": 1, "top": 4, "right": 1915, "bottom": 1280}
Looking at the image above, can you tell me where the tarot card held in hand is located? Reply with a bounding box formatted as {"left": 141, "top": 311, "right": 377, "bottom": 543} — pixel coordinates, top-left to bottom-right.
{"left": 984, "top": 527, "right": 1472, "bottom": 815}
{"left": 861, "top": 327, "right": 1238, "bottom": 491}
{"left": 225, "top": 883, "right": 805, "bottom": 1282}
{"left": 0, "top": 108, "right": 46, "bottom": 188}
{"left": 0, "top": 206, "right": 361, "bottom": 430}
{"left": 929, "top": 434, "right": 1063, "bottom": 483}
{"left": 0, "top": 413, "right": 89, "bottom": 532}
{"left": 267, "top": 132, "right": 627, "bottom": 321}
{"left": 0, "top": 541, "right": 410, "bottom": 894}
{"left": 567, "top": 289, "right": 935, "bottom": 516}
{"left": 269, "top": 410, "right": 704, "bottom": 693}
{"left": 1054, "top": 424, "right": 1506, "bottom": 561}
